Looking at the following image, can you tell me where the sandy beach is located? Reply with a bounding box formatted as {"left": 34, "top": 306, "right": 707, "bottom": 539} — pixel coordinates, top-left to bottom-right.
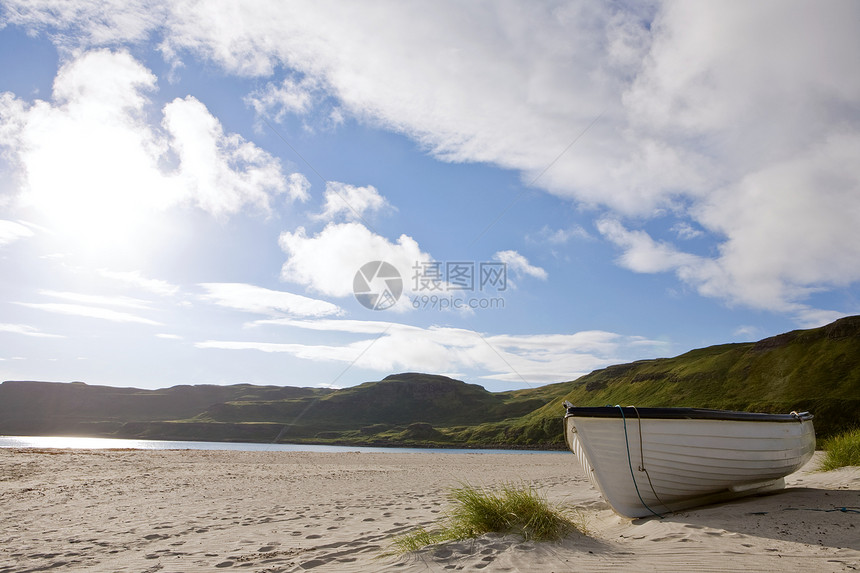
{"left": 0, "top": 448, "right": 857, "bottom": 572}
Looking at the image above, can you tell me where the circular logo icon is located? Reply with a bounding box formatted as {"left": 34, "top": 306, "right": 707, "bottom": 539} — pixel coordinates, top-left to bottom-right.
{"left": 353, "top": 261, "right": 403, "bottom": 310}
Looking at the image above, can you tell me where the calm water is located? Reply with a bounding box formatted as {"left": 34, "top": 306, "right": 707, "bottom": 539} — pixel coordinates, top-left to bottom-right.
{"left": 0, "top": 435, "right": 562, "bottom": 454}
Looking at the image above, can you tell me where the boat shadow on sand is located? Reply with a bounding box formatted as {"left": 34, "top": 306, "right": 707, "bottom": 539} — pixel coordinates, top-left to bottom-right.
{"left": 629, "top": 485, "right": 860, "bottom": 551}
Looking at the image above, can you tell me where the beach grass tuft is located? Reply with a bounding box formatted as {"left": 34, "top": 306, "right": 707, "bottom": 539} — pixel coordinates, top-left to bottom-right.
{"left": 819, "top": 427, "right": 860, "bottom": 471}
{"left": 392, "top": 483, "right": 584, "bottom": 553}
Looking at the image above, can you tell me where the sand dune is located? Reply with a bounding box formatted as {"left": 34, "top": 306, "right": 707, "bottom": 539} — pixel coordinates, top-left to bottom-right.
{"left": 0, "top": 448, "right": 857, "bottom": 572}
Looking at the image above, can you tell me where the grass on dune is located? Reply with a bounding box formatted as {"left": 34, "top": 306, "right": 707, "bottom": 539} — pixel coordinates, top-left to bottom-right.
{"left": 392, "top": 483, "right": 585, "bottom": 554}
{"left": 819, "top": 427, "right": 860, "bottom": 471}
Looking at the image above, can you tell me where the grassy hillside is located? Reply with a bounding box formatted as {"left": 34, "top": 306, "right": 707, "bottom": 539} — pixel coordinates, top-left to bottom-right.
{"left": 475, "top": 316, "right": 860, "bottom": 447}
{"left": 1, "top": 316, "right": 858, "bottom": 448}
{"left": 0, "top": 380, "right": 329, "bottom": 437}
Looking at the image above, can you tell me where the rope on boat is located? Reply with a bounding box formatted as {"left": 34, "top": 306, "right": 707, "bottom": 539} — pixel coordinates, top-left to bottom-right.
{"left": 629, "top": 405, "right": 671, "bottom": 514}
{"left": 616, "top": 405, "right": 664, "bottom": 519}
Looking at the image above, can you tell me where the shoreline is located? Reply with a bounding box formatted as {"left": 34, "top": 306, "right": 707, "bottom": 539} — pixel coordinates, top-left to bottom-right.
{"left": 1, "top": 449, "right": 857, "bottom": 572}
{"left": 0, "top": 434, "right": 564, "bottom": 453}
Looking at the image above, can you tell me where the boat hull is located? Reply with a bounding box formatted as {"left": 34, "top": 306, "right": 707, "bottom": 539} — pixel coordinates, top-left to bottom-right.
{"left": 564, "top": 407, "right": 815, "bottom": 518}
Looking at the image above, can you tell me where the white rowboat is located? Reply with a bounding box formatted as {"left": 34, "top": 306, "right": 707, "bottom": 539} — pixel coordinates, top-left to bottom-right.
{"left": 563, "top": 404, "right": 815, "bottom": 518}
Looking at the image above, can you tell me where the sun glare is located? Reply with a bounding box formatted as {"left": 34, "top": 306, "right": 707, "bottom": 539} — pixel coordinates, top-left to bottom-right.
{"left": 22, "top": 121, "right": 179, "bottom": 262}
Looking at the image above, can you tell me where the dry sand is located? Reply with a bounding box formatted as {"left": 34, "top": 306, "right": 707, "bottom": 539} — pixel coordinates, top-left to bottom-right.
{"left": 0, "top": 448, "right": 857, "bottom": 572}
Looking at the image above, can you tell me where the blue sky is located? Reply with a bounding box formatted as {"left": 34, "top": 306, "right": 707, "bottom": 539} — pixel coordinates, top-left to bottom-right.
{"left": 0, "top": 1, "right": 858, "bottom": 392}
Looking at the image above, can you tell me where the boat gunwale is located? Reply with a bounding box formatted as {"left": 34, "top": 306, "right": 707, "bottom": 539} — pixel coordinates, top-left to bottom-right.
{"left": 564, "top": 406, "right": 813, "bottom": 423}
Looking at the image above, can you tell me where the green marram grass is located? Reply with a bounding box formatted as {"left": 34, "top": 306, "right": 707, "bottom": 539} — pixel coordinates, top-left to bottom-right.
{"left": 818, "top": 428, "right": 860, "bottom": 471}
{"left": 392, "top": 483, "right": 585, "bottom": 554}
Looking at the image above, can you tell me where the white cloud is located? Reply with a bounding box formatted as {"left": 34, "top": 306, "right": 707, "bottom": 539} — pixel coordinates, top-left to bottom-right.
{"left": 245, "top": 75, "right": 317, "bottom": 121}
{"left": 38, "top": 290, "right": 153, "bottom": 309}
{"left": 695, "top": 134, "right": 860, "bottom": 305}
{"left": 597, "top": 217, "right": 852, "bottom": 325}
{"left": 597, "top": 218, "right": 700, "bottom": 275}
{"left": 0, "top": 323, "right": 64, "bottom": 338}
{"left": 0, "top": 0, "right": 166, "bottom": 47}
{"left": 5, "top": 49, "right": 173, "bottom": 241}
{"left": 164, "top": 0, "right": 860, "bottom": 319}
{"left": 732, "top": 325, "right": 760, "bottom": 339}
{"left": 314, "top": 182, "right": 392, "bottom": 222}
{"left": 279, "top": 222, "right": 431, "bottom": 299}
{"left": 493, "top": 250, "right": 547, "bottom": 281}
{"left": 156, "top": 333, "right": 183, "bottom": 340}
{"left": 15, "top": 302, "right": 161, "bottom": 325}
{"left": 532, "top": 225, "right": 592, "bottom": 245}
{"left": 163, "top": 94, "right": 286, "bottom": 217}
{"left": 253, "top": 317, "right": 399, "bottom": 334}
{"left": 0, "top": 49, "right": 289, "bottom": 246}
{"left": 197, "top": 318, "right": 668, "bottom": 383}
{"left": 0, "top": 219, "right": 33, "bottom": 246}
{"left": 286, "top": 172, "right": 311, "bottom": 203}
{"left": 671, "top": 223, "right": 703, "bottom": 240}
{"left": 792, "top": 309, "right": 851, "bottom": 330}
{"left": 98, "top": 269, "right": 180, "bottom": 296}
{"left": 198, "top": 282, "right": 343, "bottom": 317}
{"left": 4, "top": 2, "right": 860, "bottom": 321}
{"left": 600, "top": 134, "right": 860, "bottom": 316}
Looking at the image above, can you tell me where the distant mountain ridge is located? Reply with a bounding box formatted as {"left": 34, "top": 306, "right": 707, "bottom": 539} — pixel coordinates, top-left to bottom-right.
{"left": 2, "top": 316, "right": 859, "bottom": 447}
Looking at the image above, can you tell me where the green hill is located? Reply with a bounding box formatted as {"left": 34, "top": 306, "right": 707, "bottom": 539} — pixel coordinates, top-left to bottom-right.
{"left": 0, "top": 381, "right": 328, "bottom": 439}
{"left": 1, "top": 316, "right": 858, "bottom": 448}
{"left": 469, "top": 315, "right": 860, "bottom": 447}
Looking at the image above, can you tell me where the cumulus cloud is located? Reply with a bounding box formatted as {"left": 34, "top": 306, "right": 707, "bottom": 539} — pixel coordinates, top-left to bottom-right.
{"left": 198, "top": 282, "right": 342, "bottom": 317}
{"left": 164, "top": 0, "right": 860, "bottom": 319}
{"left": 671, "top": 223, "right": 703, "bottom": 240}
{"left": 279, "top": 222, "right": 431, "bottom": 299}
{"left": 493, "top": 250, "right": 547, "bottom": 281}
{"left": 286, "top": 172, "right": 311, "bottom": 203}
{"left": 314, "top": 182, "right": 392, "bottom": 222}
{"left": 0, "top": 0, "right": 166, "bottom": 47}
{"left": 597, "top": 216, "right": 851, "bottom": 326}
{"left": 597, "top": 219, "right": 700, "bottom": 275}
{"left": 163, "top": 94, "right": 287, "bottom": 217}
{"left": 245, "top": 75, "right": 317, "bottom": 121}
{"left": 695, "top": 134, "right": 860, "bottom": 303}
{"left": 197, "top": 318, "right": 668, "bottom": 383}
{"left": 3, "top": 1, "right": 859, "bottom": 321}
{"left": 0, "top": 49, "right": 289, "bottom": 242}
